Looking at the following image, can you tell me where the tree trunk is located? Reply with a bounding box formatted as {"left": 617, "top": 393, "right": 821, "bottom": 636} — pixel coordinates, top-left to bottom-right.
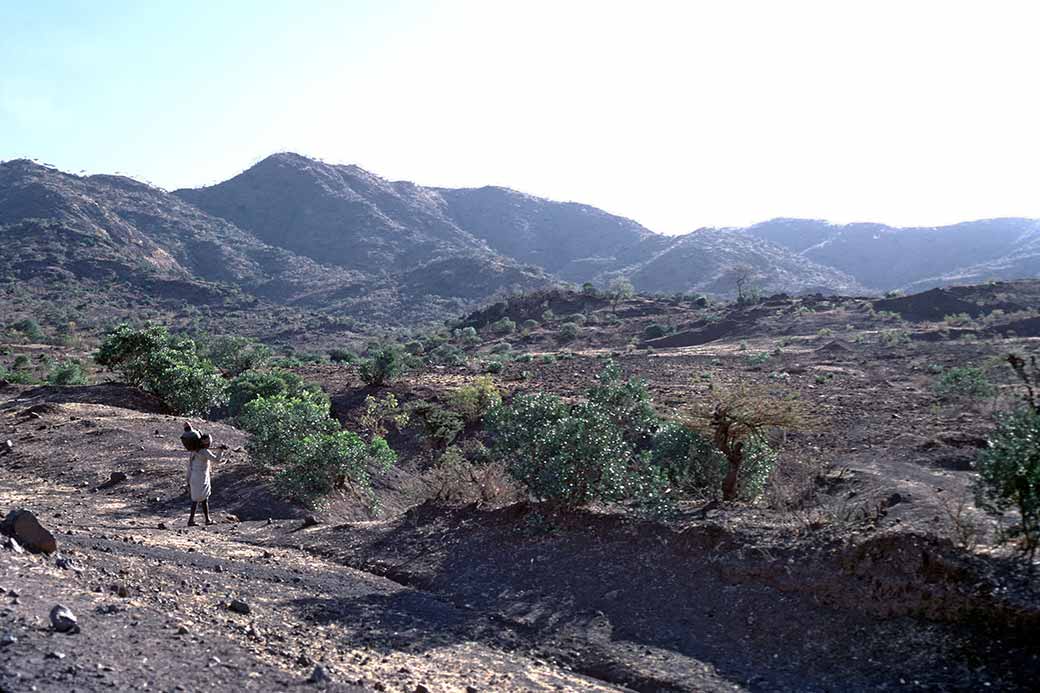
{"left": 720, "top": 441, "right": 744, "bottom": 501}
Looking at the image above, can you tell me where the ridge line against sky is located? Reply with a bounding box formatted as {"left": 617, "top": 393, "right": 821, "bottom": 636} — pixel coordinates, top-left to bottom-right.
{"left": 3, "top": 0, "right": 1040, "bottom": 234}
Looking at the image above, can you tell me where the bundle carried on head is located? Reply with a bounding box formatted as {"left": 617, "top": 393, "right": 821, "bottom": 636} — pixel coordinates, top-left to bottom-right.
{"left": 180, "top": 422, "right": 203, "bottom": 451}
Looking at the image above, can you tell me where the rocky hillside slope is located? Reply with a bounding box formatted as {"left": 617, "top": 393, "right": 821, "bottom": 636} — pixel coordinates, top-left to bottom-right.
{"left": 746, "top": 217, "right": 1040, "bottom": 291}
{"left": 174, "top": 154, "right": 866, "bottom": 296}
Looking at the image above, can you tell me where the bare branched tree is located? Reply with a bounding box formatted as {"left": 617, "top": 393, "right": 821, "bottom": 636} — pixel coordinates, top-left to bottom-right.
{"left": 685, "top": 384, "right": 807, "bottom": 500}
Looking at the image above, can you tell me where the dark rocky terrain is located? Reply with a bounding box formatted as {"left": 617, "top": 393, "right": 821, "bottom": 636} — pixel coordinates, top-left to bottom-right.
{"left": 3, "top": 281, "right": 1040, "bottom": 692}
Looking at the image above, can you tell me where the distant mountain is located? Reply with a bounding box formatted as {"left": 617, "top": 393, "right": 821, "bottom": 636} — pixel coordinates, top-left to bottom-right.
{"left": 0, "top": 157, "right": 552, "bottom": 338}
{"left": 173, "top": 153, "right": 867, "bottom": 297}
{"left": 6, "top": 152, "right": 1040, "bottom": 344}
{"left": 622, "top": 228, "right": 863, "bottom": 296}
{"left": 744, "top": 217, "right": 1040, "bottom": 291}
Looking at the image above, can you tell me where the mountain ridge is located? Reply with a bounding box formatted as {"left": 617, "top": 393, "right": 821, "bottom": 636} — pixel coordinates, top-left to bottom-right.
{"left": 4, "top": 152, "right": 1040, "bottom": 342}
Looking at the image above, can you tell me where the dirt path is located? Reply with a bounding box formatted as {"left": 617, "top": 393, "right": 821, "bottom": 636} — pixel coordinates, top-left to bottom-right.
{"left": 0, "top": 392, "right": 635, "bottom": 693}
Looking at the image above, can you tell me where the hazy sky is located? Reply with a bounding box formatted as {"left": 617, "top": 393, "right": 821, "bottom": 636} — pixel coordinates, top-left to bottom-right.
{"left": 2, "top": 0, "right": 1039, "bottom": 233}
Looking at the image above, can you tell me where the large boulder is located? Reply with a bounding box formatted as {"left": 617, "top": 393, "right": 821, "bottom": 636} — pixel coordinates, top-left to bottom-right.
{"left": 0, "top": 509, "right": 57, "bottom": 554}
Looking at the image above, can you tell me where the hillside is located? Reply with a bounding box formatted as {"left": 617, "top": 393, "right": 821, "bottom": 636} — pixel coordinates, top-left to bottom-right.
{"left": 0, "top": 159, "right": 553, "bottom": 346}
{"left": 746, "top": 217, "right": 1040, "bottom": 291}
{"left": 6, "top": 154, "right": 1040, "bottom": 350}
{"left": 173, "top": 154, "right": 870, "bottom": 297}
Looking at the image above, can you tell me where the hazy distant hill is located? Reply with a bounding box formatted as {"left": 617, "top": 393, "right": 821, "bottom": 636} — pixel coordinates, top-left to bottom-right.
{"left": 745, "top": 217, "right": 1040, "bottom": 291}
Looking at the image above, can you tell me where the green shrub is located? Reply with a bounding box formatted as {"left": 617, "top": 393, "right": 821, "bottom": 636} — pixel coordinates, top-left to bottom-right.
{"left": 227, "top": 369, "right": 326, "bottom": 418}
{"left": 47, "top": 360, "right": 89, "bottom": 386}
{"left": 237, "top": 394, "right": 339, "bottom": 471}
{"left": 274, "top": 430, "right": 395, "bottom": 509}
{"left": 649, "top": 422, "right": 774, "bottom": 500}
{"left": 329, "top": 348, "right": 357, "bottom": 363}
{"left": 428, "top": 343, "right": 465, "bottom": 367}
{"left": 491, "top": 317, "right": 516, "bottom": 334}
{"left": 974, "top": 407, "right": 1040, "bottom": 565}
{"left": 456, "top": 326, "right": 480, "bottom": 345}
{"left": 585, "top": 361, "right": 657, "bottom": 446}
{"left": 404, "top": 340, "right": 425, "bottom": 356}
{"left": 0, "top": 366, "right": 37, "bottom": 385}
{"left": 558, "top": 322, "right": 580, "bottom": 341}
{"left": 487, "top": 392, "right": 672, "bottom": 511}
{"left": 746, "top": 352, "right": 771, "bottom": 367}
{"left": 202, "top": 335, "right": 271, "bottom": 377}
{"left": 12, "top": 355, "right": 30, "bottom": 370}
{"left": 521, "top": 319, "right": 539, "bottom": 331}
{"left": 95, "top": 324, "right": 227, "bottom": 415}
{"left": 360, "top": 346, "right": 406, "bottom": 386}
{"left": 409, "top": 400, "right": 464, "bottom": 448}
{"left": 447, "top": 377, "right": 502, "bottom": 424}
{"left": 643, "top": 324, "right": 667, "bottom": 340}
{"left": 935, "top": 366, "right": 995, "bottom": 399}
{"left": 12, "top": 319, "right": 43, "bottom": 341}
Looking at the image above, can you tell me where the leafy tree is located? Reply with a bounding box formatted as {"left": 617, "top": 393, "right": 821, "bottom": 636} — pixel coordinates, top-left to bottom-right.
{"left": 722, "top": 265, "right": 762, "bottom": 305}
{"left": 581, "top": 282, "right": 598, "bottom": 297}
{"left": 94, "top": 324, "right": 173, "bottom": 388}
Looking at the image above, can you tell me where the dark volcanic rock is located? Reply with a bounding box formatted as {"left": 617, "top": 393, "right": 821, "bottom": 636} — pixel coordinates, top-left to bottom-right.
{"left": 1, "top": 509, "right": 57, "bottom": 554}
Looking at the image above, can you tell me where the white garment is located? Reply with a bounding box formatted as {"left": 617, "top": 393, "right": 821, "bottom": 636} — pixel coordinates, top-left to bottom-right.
{"left": 187, "top": 449, "right": 215, "bottom": 501}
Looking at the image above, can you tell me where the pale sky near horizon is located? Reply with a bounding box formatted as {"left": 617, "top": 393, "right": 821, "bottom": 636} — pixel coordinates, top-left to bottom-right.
{"left": 2, "top": 0, "right": 1039, "bottom": 234}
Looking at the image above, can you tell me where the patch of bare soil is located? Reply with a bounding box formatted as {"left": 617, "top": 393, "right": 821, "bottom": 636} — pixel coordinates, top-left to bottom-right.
{"left": 0, "top": 387, "right": 634, "bottom": 692}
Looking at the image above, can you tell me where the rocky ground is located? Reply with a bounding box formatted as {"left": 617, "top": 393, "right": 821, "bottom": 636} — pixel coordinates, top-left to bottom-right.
{"left": 3, "top": 284, "right": 1040, "bottom": 692}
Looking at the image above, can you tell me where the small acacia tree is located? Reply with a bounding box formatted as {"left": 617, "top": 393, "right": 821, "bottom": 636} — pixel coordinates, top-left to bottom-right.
{"left": 608, "top": 279, "right": 635, "bottom": 314}
{"left": 685, "top": 384, "right": 804, "bottom": 501}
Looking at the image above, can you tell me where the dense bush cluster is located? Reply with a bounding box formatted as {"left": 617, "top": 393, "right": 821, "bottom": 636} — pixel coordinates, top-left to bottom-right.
{"left": 237, "top": 392, "right": 394, "bottom": 508}
{"left": 486, "top": 361, "right": 778, "bottom": 509}
{"left": 95, "top": 324, "right": 227, "bottom": 416}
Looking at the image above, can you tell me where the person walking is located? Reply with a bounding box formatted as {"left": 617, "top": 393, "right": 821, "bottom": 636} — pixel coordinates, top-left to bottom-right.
{"left": 185, "top": 429, "right": 221, "bottom": 526}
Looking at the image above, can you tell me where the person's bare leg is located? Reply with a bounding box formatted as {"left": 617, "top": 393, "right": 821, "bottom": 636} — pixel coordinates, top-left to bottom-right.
{"left": 188, "top": 502, "right": 198, "bottom": 527}
{"left": 202, "top": 500, "right": 212, "bottom": 525}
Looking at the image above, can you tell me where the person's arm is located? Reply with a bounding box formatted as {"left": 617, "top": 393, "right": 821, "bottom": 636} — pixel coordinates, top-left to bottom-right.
{"left": 186, "top": 456, "right": 192, "bottom": 489}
